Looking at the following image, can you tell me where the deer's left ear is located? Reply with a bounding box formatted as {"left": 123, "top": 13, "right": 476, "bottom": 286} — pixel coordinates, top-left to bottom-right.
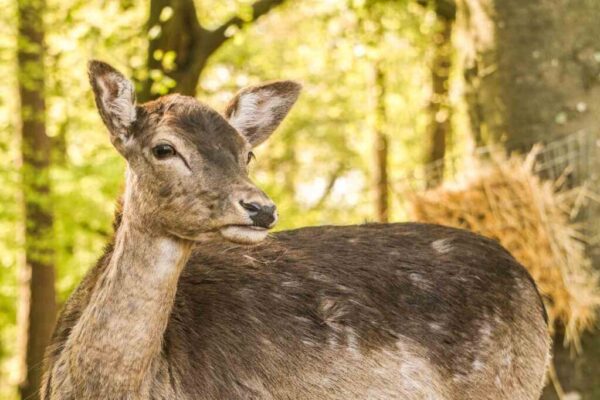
{"left": 224, "top": 80, "right": 301, "bottom": 147}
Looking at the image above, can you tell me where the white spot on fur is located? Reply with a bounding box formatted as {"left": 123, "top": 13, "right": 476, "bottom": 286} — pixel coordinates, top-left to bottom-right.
{"left": 327, "top": 333, "right": 339, "bottom": 348}
{"left": 271, "top": 292, "right": 284, "bottom": 300}
{"left": 308, "top": 271, "right": 332, "bottom": 283}
{"left": 409, "top": 272, "right": 421, "bottom": 282}
{"left": 431, "top": 238, "right": 452, "bottom": 254}
{"left": 502, "top": 353, "right": 513, "bottom": 367}
{"left": 428, "top": 322, "right": 443, "bottom": 332}
{"left": 479, "top": 322, "right": 493, "bottom": 340}
{"left": 320, "top": 376, "right": 333, "bottom": 388}
{"left": 320, "top": 298, "right": 346, "bottom": 349}
{"left": 472, "top": 359, "right": 485, "bottom": 371}
{"left": 345, "top": 326, "right": 361, "bottom": 356}
{"left": 294, "top": 316, "right": 311, "bottom": 324}
{"left": 364, "top": 339, "right": 450, "bottom": 398}
{"left": 237, "top": 376, "right": 272, "bottom": 398}
{"left": 515, "top": 280, "right": 525, "bottom": 290}
{"left": 409, "top": 273, "right": 431, "bottom": 289}
{"left": 398, "top": 356, "right": 440, "bottom": 394}
{"left": 320, "top": 298, "right": 345, "bottom": 328}
{"left": 335, "top": 284, "right": 351, "bottom": 293}
{"left": 238, "top": 287, "right": 253, "bottom": 299}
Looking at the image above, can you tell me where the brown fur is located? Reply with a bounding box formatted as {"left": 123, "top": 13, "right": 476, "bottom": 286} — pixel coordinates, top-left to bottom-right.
{"left": 41, "top": 61, "right": 550, "bottom": 399}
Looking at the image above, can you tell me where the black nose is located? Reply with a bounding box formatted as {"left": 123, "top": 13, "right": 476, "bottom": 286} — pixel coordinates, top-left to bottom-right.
{"left": 239, "top": 200, "right": 277, "bottom": 228}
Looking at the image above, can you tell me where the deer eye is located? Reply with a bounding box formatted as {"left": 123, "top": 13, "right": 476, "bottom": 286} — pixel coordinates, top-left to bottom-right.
{"left": 152, "top": 144, "right": 176, "bottom": 159}
{"left": 247, "top": 151, "right": 256, "bottom": 164}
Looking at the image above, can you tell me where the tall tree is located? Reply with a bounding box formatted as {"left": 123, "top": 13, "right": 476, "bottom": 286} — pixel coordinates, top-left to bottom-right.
{"left": 16, "top": 0, "right": 57, "bottom": 399}
{"left": 371, "top": 61, "right": 389, "bottom": 222}
{"left": 420, "top": 0, "right": 455, "bottom": 188}
{"left": 457, "top": 0, "right": 600, "bottom": 398}
{"left": 459, "top": 0, "right": 600, "bottom": 151}
{"left": 359, "top": 2, "right": 394, "bottom": 223}
{"left": 140, "top": 0, "right": 287, "bottom": 101}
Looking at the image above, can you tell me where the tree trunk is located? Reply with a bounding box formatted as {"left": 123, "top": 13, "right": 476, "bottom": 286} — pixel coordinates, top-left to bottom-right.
{"left": 424, "top": 0, "right": 455, "bottom": 188}
{"left": 458, "top": 0, "right": 600, "bottom": 398}
{"left": 140, "top": 0, "right": 287, "bottom": 102}
{"left": 458, "top": 0, "right": 600, "bottom": 151}
{"left": 371, "top": 62, "right": 389, "bottom": 223}
{"left": 16, "top": 1, "right": 57, "bottom": 399}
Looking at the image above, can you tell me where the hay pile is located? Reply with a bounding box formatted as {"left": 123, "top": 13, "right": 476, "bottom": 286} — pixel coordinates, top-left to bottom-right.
{"left": 407, "top": 148, "right": 600, "bottom": 350}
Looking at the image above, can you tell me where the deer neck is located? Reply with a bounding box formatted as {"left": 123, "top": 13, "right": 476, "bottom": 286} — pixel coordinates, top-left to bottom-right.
{"left": 64, "top": 205, "right": 192, "bottom": 394}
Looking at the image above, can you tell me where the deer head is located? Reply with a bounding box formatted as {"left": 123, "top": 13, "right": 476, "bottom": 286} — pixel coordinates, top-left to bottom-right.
{"left": 88, "top": 60, "right": 301, "bottom": 244}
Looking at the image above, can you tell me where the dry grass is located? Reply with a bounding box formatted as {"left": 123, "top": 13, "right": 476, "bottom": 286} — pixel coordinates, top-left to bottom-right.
{"left": 405, "top": 147, "right": 600, "bottom": 350}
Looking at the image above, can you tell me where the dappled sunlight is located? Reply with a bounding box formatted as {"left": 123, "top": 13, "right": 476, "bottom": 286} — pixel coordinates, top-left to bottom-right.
{"left": 1, "top": 0, "right": 600, "bottom": 398}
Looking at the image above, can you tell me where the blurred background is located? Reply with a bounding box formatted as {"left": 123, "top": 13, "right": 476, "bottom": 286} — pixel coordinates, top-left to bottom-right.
{"left": 1, "top": 0, "right": 600, "bottom": 399}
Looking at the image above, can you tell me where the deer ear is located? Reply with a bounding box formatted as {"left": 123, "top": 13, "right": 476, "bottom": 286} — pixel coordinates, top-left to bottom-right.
{"left": 88, "top": 60, "right": 137, "bottom": 152}
{"left": 224, "top": 80, "right": 301, "bottom": 147}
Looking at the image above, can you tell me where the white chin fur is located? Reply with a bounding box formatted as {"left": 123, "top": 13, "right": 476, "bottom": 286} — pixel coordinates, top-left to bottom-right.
{"left": 219, "top": 226, "right": 269, "bottom": 244}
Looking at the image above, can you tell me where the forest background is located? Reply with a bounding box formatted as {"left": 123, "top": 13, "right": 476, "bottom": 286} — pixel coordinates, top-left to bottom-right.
{"left": 2, "top": 0, "right": 600, "bottom": 399}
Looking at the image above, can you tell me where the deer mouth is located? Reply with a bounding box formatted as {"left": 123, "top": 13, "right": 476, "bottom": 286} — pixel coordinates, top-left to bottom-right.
{"left": 219, "top": 225, "right": 269, "bottom": 244}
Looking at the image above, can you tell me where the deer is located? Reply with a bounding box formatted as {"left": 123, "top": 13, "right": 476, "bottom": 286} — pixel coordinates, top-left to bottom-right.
{"left": 41, "top": 60, "right": 550, "bottom": 400}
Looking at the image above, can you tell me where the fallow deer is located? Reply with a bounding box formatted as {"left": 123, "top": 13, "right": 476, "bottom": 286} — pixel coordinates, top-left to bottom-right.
{"left": 42, "top": 61, "right": 550, "bottom": 399}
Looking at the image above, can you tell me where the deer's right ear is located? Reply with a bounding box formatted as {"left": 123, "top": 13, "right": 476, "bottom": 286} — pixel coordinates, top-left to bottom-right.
{"left": 88, "top": 60, "right": 137, "bottom": 152}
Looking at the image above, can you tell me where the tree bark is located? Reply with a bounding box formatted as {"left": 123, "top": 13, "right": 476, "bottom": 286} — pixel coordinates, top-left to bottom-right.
{"left": 140, "top": 0, "right": 286, "bottom": 101}
{"left": 458, "top": 0, "right": 600, "bottom": 151}
{"left": 16, "top": 0, "right": 57, "bottom": 399}
{"left": 371, "top": 62, "right": 389, "bottom": 223}
{"left": 458, "top": 0, "right": 600, "bottom": 398}
{"left": 424, "top": 0, "right": 455, "bottom": 188}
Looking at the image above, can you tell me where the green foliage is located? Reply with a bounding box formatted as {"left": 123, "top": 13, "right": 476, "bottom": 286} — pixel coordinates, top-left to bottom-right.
{"left": 1, "top": 1, "right": 144, "bottom": 397}
{"left": 0, "top": 0, "right": 19, "bottom": 396}
{"left": 200, "top": 0, "right": 435, "bottom": 227}
{"left": 0, "top": 1, "right": 444, "bottom": 398}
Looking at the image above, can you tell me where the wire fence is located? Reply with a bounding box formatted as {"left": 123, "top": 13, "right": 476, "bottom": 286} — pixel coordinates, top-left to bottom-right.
{"left": 396, "top": 130, "right": 600, "bottom": 264}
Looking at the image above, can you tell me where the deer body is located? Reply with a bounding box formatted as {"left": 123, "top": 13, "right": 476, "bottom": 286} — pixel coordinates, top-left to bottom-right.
{"left": 42, "top": 62, "right": 550, "bottom": 399}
